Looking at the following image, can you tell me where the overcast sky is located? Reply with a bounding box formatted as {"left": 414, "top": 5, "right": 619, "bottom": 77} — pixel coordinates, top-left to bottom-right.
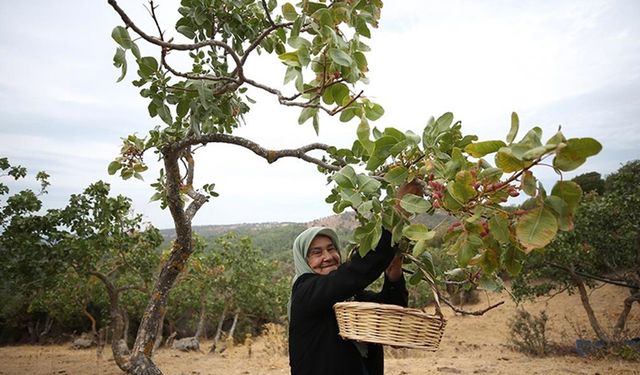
{"left": 1, "top": 1, "right": 639, "bottom": 229}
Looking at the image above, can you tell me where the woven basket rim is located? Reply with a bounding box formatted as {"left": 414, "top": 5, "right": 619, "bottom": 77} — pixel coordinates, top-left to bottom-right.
{"left": 333, "top": 301, "right": 447, "bottom": 322}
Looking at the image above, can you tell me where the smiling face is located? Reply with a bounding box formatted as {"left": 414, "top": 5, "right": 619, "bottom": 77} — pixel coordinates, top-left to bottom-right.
{"left": 307, "top": 235, "right": 340, "bottom": 275}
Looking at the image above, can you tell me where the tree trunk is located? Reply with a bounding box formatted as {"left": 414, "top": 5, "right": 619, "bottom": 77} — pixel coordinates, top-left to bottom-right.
{"left": 83, "top": 307, "right": 98, "bottom": 338}
{"left": 122, "top": 307, "right": 130, "bottom": 346}
{"left": 568, "top": 268, "right": 610, "bottom": 342}
{"left": 209, "top": 305, "right": 227, "bottom": 353}
{"left": 91, "top": 272, "right": 131, "bottom": 372}
{"left": 152, "top": 306, "right": 167, "bottom": 354}
{"left": 228, "top": 310, "right": 240, "bottom": 339}
{"left": 126, "top": 153, "right": 197, "bottom": 374}
{"left": 194, "top": 291, "right": 207, "bottom": 339}
{"left": 38, "top": 315, "right": 54, "bottom": 343}
{"left": 613, "top": 290, "right": 640, "bottom": 340}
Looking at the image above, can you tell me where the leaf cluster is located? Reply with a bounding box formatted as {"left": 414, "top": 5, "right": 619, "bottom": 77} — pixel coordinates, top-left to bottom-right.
{"left": 323, "top": 112, "right": 601, "bottom": 289}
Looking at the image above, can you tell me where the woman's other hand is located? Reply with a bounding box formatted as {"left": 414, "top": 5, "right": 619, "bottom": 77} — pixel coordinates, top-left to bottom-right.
{"left": 385, "top": 254, "right": 404, "bottom": 282}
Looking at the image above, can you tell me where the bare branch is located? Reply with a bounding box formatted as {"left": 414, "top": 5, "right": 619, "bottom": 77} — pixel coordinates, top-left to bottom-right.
{"left": 441, "top": 298, "right": 505, "bottom": 316}
{"left": 547, "top": 263, "right": 639, "bottom": 289}
{"left": 170, "top": 133, "right": 342, "bottom": 171}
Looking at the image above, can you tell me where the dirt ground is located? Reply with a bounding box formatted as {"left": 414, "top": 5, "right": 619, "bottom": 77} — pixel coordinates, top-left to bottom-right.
{"left": 1, "top": 284, "right": 639, "bottom": 375}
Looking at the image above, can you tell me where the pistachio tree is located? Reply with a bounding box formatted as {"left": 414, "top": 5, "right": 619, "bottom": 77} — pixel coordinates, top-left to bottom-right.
{"left": 322, "top": 112, "right": 602, "bottom": 309}
{"left": 106, "top": 0, "right": 382, "bottom": 373}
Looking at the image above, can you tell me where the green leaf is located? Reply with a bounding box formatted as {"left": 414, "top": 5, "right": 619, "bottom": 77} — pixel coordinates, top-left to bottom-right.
{"left": 550, "top": 180, "right": 582, "bottom": 214}
{"left": 331, "top": 83, "right": 350, "bottom": 105}
{"left": 521, "top": 170, "right": 537, "bottom": 196}
{"left": 137, "top": 56, "right": 158, "bottom": 79}
{"left": 354, "top": 221, "right": 382, "bottom": 256}
{"left": 328, "top": 48, "right": 353, "bottom": 67}
{"left": 113, "top": 47, "right": 127, "bottom": 82}
{"left": 157, "top": 104, "right": 172, "bottom": 125}
{"left": 465, "top": 140, "right": 506, "bottom": 158}
{"left": 553, "top": 138, "right": 603, "bottom": 172}
{"left": 176, "top": 100, "right": 190, "bottom": 118}
{"left": 364, "top": 103, "right": 384, "bottom": 121}
{"left": 495, "top": 147, "right": 527, "bottom": 173}
{"left": 521, "top": 145, "right": 550, "bottom": 161}
{"left": 356, "top": 120, "right": 373, "bottom": 154}
{"left": 278, "top": 51, "right": 300, "bottom": 67}
{"left": 457, "top": 234, "right": 481, "bottom": 267}
{"left": 354, "top": 16, "right": 371, "bottom": 38}
{"left": 383, "top": 166, "right": 408, "bottom": 185}
{"left": 288, "top": 36, "right": 310, "bottom": 49}
{"left": 402, "top": 224, "right": 435, "bottom": 241}
{"left": 399, "top": 194, "right": 431, "bottom": 214}
{"left": 284, "top": 66, "right": 302, "bottom": 85}
{"left": 107, "top": 161, "right": 122, "bottom": 175}
{"left": 506, "top": 112, "right": 519, "bottom": 144}
{"left": 478, "top": 167, "right": 503, "bottom": 182}
{"left": 282, "top": 3, "right": 298, "bottom": 21}
{"left": 339, "top": 108, "right": 356, "bottom": 122}
{"left": 357, "top": 175, "right": 381, "bottom": 194}
{"left": 502, "top": 245, "right": 524, "bottom": 276}
{"left": 372, "top": 136, "right": 398, "bottom": 160}
{"left": 411, "top": 240, "right": 427, "bottom": 257}
{"left": 515, "top": 206, "right": 558, "bottom": 252}
{"left": 489, "top": 215, "right": 510, "bottom": 244}
{"left": 177, "top": 25, "right": 196, "bottom": 39}
{"left": 298, "top": 107, "right": 317, "bottom": 124}
{"left": 111, "top": 26, "right": 134, "bottom": 49}
{"left": 544, "top": 195, "right": 573, "bottom": 231}
{"left": 333, "top": 166, "right": 357, "bottom": 189}
{"left": 434, "top": 112, "right": 454, "bottom": 132}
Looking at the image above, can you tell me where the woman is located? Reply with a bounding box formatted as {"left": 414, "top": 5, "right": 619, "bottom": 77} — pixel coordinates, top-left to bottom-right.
{"left": 288, "top": 226, "right": 408, "bottom": 375}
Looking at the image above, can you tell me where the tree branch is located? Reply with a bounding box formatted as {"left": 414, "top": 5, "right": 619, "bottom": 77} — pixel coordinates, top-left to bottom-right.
{"left": 547, "top": 263, "right": 639, "bottom": 289}
{"left": 441, "top": 298, "right": 505, "bottom": 316}
{"left": 170, "top": 133, "right": 342, "bottom": 171}
{"left": 260, "top": 0, "right": 276, "bottom": 28}
{"left": 107, "top": 0, "right": 243, "bottom": 72}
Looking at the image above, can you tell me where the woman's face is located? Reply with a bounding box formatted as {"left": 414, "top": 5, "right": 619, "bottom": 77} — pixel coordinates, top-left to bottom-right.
{"left": 307, "top": 235, "right": 340, "bottom": 275}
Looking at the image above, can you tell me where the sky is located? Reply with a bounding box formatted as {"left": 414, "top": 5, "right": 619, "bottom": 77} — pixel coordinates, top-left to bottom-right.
{"left": 1, "top": 1, "right": 639, "bottom": 230}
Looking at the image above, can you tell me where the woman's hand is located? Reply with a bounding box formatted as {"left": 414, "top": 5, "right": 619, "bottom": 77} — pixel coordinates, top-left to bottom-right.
{"left": 385, "top": 254, "right": 404, "bottom": 282}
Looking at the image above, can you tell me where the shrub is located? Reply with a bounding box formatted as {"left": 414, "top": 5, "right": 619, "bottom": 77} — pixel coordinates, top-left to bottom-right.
{"left": 508, "top": 308, "right": 549, "bottom": 356}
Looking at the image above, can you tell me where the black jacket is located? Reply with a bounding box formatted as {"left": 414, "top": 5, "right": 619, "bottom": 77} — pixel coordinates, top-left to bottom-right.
{"left": 289, "top": 230, "right": 408, "bottom": 375}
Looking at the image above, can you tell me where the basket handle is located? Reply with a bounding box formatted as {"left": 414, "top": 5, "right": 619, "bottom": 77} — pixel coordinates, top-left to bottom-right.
{"left": 404, "top": 253, "right": 445, "bottom": 323}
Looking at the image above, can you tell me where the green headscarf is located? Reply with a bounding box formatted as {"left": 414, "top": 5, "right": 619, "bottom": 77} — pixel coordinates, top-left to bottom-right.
{"left": 291, "top": 226, "right": 341, "bottom": 285}
{"left": 288, "top": 226, "right": 341, "bottom": 318}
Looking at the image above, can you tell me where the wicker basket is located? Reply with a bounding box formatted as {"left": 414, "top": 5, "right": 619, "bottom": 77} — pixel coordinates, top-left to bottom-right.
{"left": 334, "top": 260, "right": 446, "bottom": 350}
{"left": 333, "top": 301, "right": 446, "bottom": 350}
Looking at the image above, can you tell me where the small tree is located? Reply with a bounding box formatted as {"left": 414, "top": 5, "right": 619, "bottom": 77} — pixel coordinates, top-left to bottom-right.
{"left": 512, "top": 160, "right": 640, "bottom": 343}
{"left": 0, "top": 157, "right": 59, "bottom": 343}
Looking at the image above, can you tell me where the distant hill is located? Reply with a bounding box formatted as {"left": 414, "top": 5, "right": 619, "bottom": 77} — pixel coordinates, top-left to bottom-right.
{"left": 159, "top": 211, "right": 452, "bottom": 262}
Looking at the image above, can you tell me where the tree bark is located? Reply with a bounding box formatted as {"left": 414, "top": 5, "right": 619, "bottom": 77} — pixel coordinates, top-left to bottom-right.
{"left": 90, "top": 271, "right": 131, "bottom": 373}
{"left": 127, "top": 153, "right": 195, "bottom": 374}
{"left": 568, "top": 268, "right": 610, "bottom": 342}
{"left": 228, "top": 309, "right": 240, "bottom": 339}
{"left": 194, "top": 290, "right": 207, "bottom": 339}
{"left": 613, "top": 291, "right": 640, "bottom": 340}
{"left": 152, "top": 306, "right": 167, "bottom": 354}
{"left": 209, "top": 305, "right": 227, "bottom": 353}
{"left": 83, "top": 307, "right": 98, "bottom": 338}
